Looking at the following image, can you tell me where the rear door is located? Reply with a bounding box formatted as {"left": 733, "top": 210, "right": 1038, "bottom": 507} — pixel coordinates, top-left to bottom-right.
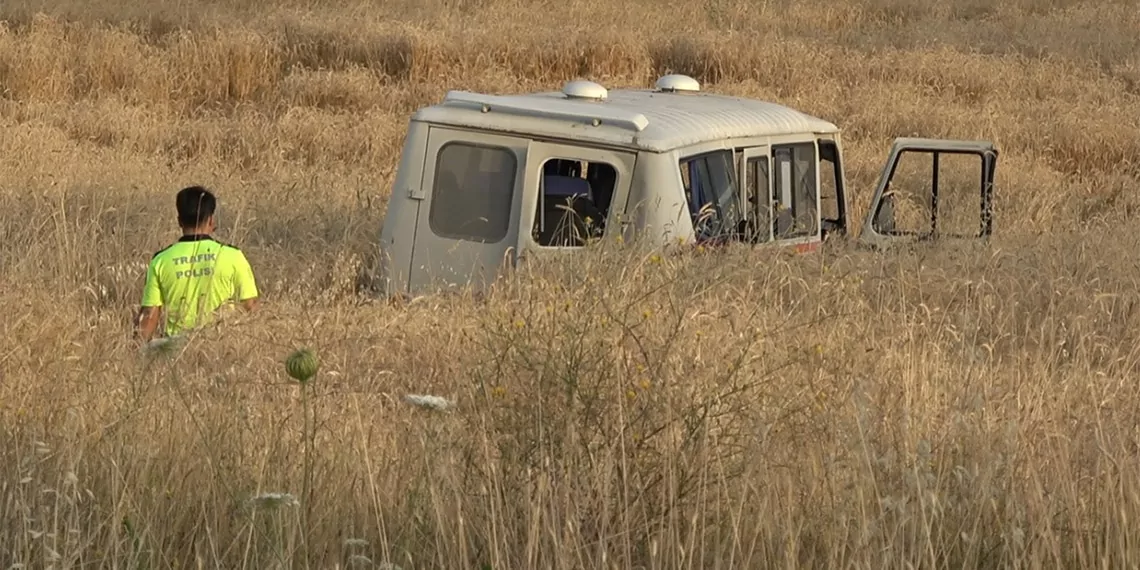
{"left": 408, "top": 127, "right": 528, "bottom": 292}
{"left": 859, "top": 138, "right": 998, "bottom": 248}
{"left": 516, "top": 141, "right": 637, "bottom": 259}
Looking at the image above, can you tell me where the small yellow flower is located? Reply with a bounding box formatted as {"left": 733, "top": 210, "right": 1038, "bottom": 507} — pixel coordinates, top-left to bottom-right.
{"left": 814, "top": 344, "right": 823, "bottom": 355}
{"left": 639, "top": 379, "right": 651, "bottom": 390}
{"left": 514, "top": 320, "right": 526, "bottom": 329}
{"left": 492, "top": 386, "right": 506, "bottom": 398}
{"left": 650, "top": 254, "right": 662, "bottom": 264}
{"left": 626, "top": 390, "right": 637, "bottom": 400}
{"left": 642, "top": 309, "right": 652, "bottom": 319}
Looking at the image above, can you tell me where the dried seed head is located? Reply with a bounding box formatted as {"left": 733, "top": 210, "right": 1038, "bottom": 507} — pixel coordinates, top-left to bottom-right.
{"left": 284, "top": 348, "right": 320, "bottom": 384}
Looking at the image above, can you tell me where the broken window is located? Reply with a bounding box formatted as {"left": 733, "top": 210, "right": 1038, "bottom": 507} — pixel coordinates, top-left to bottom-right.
{"left": 532, "top": 158, "right": 615, "bottom": 247}
{"left": 680, "top": 150, "right": 743, "bottom": 240}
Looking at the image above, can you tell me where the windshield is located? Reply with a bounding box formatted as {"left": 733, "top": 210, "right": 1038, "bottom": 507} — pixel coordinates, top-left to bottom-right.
{"left": 680, "top": 150, "right": 743, "bottom": 240}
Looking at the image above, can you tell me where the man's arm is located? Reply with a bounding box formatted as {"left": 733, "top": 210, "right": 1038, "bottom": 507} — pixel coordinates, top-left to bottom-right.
{"left": 136, "top": 306, "right": 163, "bottom": 341}
{"left": 136, "top": 257, "right": 164, "bottom": 341}
{"left": 234, "top": 250, "right": 260, "bottom": 312}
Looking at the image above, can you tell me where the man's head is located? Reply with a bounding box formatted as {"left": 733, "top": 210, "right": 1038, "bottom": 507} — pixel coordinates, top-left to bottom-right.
{"left": 176, "top": 186, "right": 217, "bottom": 233}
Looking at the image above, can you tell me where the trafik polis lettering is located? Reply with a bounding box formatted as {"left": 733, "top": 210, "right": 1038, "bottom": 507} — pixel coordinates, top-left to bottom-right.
{"left": 172, "top": 252, "right": 218, "bottom": 279}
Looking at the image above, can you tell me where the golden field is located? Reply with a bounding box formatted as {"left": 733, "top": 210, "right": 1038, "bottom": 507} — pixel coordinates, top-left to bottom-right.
{"left": 2, "top": 0, "right": 1140, "bottom": 567}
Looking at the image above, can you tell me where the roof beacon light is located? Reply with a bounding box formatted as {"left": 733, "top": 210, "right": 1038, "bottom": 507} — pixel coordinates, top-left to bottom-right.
{"left": 562, "top": 79, "right": 608, "bottom": 101}
{"left": 656, "top": 74, "right": 701, "bottom": 93}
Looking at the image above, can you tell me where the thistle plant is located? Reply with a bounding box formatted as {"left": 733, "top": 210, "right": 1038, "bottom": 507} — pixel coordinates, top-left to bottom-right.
{"left": 285, "top": 348, "right": 320, "bottom": 385}
{"left": 284, "top": 347, "right": 321, "bottom": 559}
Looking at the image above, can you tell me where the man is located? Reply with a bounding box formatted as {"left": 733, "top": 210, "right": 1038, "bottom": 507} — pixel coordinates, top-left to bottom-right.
{"left": 135, "top": 186, "right": 259, "bottom": 341}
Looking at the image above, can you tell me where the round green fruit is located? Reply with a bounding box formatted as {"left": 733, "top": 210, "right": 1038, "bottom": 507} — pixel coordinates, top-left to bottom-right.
{"left": 285, "top": 348, "right": 320, "bottom": 383}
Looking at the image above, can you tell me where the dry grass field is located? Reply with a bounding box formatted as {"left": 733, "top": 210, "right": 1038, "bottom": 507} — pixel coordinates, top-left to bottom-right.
{"left": 2, "top": 0, "right": 1140, "bottom": 567}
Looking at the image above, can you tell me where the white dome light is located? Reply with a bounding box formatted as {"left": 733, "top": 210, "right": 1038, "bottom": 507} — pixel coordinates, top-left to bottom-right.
{"left": 562, "top": 79, "right": 608, "bottom": 101}
{"left": 655, "top": 74, "right": 701, "bottom": 93}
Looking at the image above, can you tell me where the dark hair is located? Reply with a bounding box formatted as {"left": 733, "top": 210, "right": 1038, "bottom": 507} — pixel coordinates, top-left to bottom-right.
{"left": 176, "top": 186, "right": 217, "bottom": 228}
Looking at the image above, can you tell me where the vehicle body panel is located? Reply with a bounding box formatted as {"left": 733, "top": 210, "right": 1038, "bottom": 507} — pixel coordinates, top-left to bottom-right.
{"left": 413, "top": 89, "right": 840, "bottom": 153}
{"left": 378, "top": 119, "right": 429, "bottom": 296}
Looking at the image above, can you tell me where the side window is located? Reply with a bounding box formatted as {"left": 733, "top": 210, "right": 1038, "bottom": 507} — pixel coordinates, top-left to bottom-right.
{"left": 818, "top": 140, "right": 844, "bottom": 231}
{"left": 771, "top": 143, "right": 818, "bottom": 239}
{"left": 744, "top": 153, "right": 771, "bottom": 242}
{"left": 679, "top": 150, "right": 742, "bottom": 239}
{"left": 428, "top": 142, "right": 517, "bottom": 243}
{"left": 532, "top": 158, "right": 616, "bottom": 247}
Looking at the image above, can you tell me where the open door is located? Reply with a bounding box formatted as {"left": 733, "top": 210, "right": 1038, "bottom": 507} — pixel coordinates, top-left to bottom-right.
{"left": 817, "top": 136, "right": 848, "bottom": 239}
{"left": 858, "top": 137, "right": 997, "bottom": 248}
{"left": 516, "top": 140, "right": 637, "bottom": 261}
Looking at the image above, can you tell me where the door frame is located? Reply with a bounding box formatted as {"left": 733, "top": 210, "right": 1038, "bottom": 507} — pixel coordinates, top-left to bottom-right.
{"left": 858, "top": 138, "right": 999, "bottom": 248}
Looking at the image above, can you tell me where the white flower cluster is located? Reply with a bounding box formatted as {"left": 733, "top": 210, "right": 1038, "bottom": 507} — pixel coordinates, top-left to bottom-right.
{"left": 247, "top": 492, "right": 300, "bottom": 510}
{"left": 403, "top": 394, "right": 454, "bottom": 411}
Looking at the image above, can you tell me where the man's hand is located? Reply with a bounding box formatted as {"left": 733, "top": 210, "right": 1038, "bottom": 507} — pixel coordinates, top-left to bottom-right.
{"left": 135, "top": 306, "right": 162, "bottom": 342}
{"left": 239, "top": 297, "right": 259, "bottom": 312}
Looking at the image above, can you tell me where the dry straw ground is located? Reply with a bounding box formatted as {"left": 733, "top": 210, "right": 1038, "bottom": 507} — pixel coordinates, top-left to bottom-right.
{"left": 2, "top": 0, "right": 1140, "bottom": 567}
